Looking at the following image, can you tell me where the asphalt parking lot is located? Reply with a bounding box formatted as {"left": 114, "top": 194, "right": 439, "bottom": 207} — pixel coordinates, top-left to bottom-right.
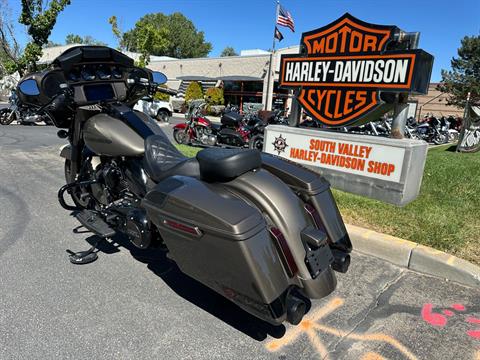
{"left": 1, "top": 124, "right": 479, "bottom": 360}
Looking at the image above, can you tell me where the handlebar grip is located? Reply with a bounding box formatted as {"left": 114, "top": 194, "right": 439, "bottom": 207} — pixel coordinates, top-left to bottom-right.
{"left": 157, "top": 87, "right": 178, "bottom": 96}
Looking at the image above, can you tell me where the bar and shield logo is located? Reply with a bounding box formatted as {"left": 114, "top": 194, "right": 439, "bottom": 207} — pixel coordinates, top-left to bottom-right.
{"left": 279, "top": 13, "right": 434, "bottom": 127}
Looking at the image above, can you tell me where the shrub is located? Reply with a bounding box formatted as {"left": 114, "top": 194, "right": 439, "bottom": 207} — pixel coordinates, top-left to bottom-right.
{"left": 153, "top": 84, "right": 170, "bottom": 102}
{"left": 205, "top": 87, "right": 224, "bottom": 105}
{"left": 185, "top": 81, "right": 203, "bottom": 102}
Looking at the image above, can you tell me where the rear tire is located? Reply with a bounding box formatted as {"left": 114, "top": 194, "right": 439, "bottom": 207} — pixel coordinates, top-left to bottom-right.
{"left": 248, "top": 134, "right": 264, "bottom": 150}
{"left": 433, "top": 132, "right": 448, "bottom": 145}
{"left": 156, "top": 109, "right": 170, "bottom": 123}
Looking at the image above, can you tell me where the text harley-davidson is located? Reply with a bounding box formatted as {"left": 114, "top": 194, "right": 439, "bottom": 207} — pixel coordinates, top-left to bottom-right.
{"left": 17, "top": 46, "right": 351, "bottom": 325}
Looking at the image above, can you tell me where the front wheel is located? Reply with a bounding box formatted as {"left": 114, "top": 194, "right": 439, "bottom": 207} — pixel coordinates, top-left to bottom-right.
{"left": 173, "top": 128, "right": 189, "bottom": 144}
{"left": 248, "top": 134, "right": 264, "bottom": 150}
{"left": 64, "top": 159, "right": 92, "bottom": 209}
{"left": 0, "top": 109, "right": 15, "bottom": 125}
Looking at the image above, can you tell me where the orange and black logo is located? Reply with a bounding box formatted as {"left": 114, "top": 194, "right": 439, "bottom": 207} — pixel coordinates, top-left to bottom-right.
{"left": 279, "top": 13, "right": 434, "bottom": 127}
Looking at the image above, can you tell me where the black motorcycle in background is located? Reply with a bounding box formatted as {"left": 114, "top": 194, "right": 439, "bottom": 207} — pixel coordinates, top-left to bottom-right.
{"left": 0, "top": 89, "right": 53, "bottom": 125}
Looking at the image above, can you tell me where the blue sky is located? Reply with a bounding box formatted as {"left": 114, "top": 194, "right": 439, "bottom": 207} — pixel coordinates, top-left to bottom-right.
{"left": 8, "top": 0, "right": 480, "bottom": 81}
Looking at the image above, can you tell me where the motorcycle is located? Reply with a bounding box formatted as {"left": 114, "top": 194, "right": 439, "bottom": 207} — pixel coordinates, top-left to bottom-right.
{"left": 16, "top": 46, "right": 351, "bottom": 326}
{"left": 414, "top": 117, "right": 448, "bottom": 144}
{"left": 173, "top": 101, "right": 266, "bottom": 149}
{"left": 0, "top": 89, "right": 53, "bottom": 125}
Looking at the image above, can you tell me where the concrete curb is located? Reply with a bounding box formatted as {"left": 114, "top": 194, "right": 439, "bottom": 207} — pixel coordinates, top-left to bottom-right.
{"left": 346, "top": 224, "right": 480, "bottom": 288}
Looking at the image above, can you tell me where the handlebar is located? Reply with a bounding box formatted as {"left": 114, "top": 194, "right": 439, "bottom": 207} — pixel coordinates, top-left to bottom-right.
{"left": 156, "top": 86, "right": 178, "bottom": 96}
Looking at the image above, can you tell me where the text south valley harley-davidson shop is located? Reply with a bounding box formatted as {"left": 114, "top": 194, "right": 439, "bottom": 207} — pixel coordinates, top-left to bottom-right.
{"left": 267, "top": 133, "right": 406, "bottom": 182}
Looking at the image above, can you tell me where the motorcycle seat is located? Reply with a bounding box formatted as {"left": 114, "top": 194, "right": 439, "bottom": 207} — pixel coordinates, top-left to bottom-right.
{"left": 144, "top": 134, "right": 200, "bottom": 183}
{"left": 211, "top": 123, "right": 222, "bottom": 131}
{"left": 196, "top": 148, "right": 261, "bottom": 181}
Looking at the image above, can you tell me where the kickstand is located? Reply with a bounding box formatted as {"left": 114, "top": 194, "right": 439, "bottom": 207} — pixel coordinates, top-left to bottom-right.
{"left": 66, "top": 237, "right": 105, "bottom": 265}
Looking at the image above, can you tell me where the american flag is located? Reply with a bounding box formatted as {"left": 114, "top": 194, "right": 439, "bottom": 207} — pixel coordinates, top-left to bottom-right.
{"left": 276, "top": 5, "right": 295, "bottom": 32}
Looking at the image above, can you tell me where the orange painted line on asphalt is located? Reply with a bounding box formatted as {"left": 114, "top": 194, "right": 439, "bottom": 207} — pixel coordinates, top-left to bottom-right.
{"left": 306, "top": 328, "right": 330, "bottom": 359}
{"left": 361, "top": 352, "right": 386, "bottom": 360}
{"left": 265, "top": 297, "right": 344, "bottom": 351}
{"left": 311, "top": 323, "right": 418, "bottom": 360}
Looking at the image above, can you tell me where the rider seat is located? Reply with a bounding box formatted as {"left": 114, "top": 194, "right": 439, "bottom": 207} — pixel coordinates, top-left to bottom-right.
{"left": 196, "top": 148, "right": 261, "bottom": 182}
{"left": 144, "top": 134, "right": 200, "bottom": 183}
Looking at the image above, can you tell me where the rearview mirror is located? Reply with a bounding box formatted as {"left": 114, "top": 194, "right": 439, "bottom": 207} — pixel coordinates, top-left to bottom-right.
{"left": 18, "top": 79, "right": 40, "bottom": 96}
{"left": 152, "top": 72, "right": 167, "bottom": 85}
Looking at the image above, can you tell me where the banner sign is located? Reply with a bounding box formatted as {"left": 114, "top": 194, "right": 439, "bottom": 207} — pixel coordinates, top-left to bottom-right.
{"left": 264, "top": 125, "right": 428, "bottom": 206}
{"left": 457, "top": 105, "right": 480, "bottom": 153}
{"left": 267, "top": 129, "right": 405, "bottom": 182}
{"left": 279, "top": 13, "right": 434, "bottom": 127}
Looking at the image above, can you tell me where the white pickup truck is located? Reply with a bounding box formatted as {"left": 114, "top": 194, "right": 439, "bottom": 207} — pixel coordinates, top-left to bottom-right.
{"left": 134, "top": 97, "right": 173, "bottom": 122}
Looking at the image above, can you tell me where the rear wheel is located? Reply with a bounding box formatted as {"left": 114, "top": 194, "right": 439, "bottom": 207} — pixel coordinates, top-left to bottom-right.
{"left": 248, "top": 134, "right": 264, "bottom": 150}
{"left": 433, "top": 132, "right": 448, "bottom": 145}
{"left": 0, "top": 109, "right": 15, "bottom": 125}
{"left": 156, "top": 109, "right": 170, "bottom": 123}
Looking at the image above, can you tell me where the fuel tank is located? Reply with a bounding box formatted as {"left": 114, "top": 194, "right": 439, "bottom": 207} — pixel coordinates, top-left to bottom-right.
{"left": 83, "top": 113, "right": 144, "bottom": 157}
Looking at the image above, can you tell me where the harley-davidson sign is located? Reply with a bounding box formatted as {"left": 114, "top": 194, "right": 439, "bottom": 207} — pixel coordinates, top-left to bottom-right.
{"left": 279, "top": 13, "right": 434, "bottom": 127}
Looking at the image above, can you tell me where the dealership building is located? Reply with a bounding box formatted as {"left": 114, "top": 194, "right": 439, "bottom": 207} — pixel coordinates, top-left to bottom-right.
{"left": 5, "top": 44, "right": 462, "bottom": 119}
{"left": 147, "top": 47, "right": 463, "bottom": 118}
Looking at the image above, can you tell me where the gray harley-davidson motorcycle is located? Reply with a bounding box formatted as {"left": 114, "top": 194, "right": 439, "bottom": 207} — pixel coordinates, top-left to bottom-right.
{"left": 16, "top": 46, "right": 351, "bottom": 326}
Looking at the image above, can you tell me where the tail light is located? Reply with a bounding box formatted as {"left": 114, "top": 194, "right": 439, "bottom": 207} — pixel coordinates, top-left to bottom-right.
{"left": 269, "top": 227, "right": 298, "bottom": 277}
{"left": 304, "top": 203, "right": 329, "bottom": 241}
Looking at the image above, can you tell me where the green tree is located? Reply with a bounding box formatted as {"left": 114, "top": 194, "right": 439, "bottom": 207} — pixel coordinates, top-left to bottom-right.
{"left": 44, "top": 40, "right": 62, "bottom": 48}
{"left": 0, "top": 0, "right": 21, "bottom": 75}
{"left": 65, "top": 34, "right": 106, "bottom": 46}
{"left": 185, "top": 81, "right": 203, "bottom": 102}
{"left": 108, "top": 15, "right": 124, "bottom": 50}
{"left": 133, "top": 21, "right": 169, "bottom": 67}
{"left": 438, "top": 35, "right": 480, "bottom": 107}
{"left": 18, "top": 0, "right": 71, "bottom": 74}
{"left": 122, "top": 12, "right": 211, "bottom": 58}
{"left": 220, "top": 46, "right": 237, "bottom": 57}
{"left": 65, "top": 33, "right": 82, "bottom": 44}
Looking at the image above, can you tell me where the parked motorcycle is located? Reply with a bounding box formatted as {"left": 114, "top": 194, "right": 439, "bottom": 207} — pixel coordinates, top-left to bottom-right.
{"left": 173, "top": 101, "right": 265, "bottom": 149}
{"left": 0, "top": 89, "right": 53, "bottom": 125}
{"left": 414, "top": 116, "right": 448, "bottom": 144}
{"left": 16, "top": 46, "right": 351, "bottom": 326}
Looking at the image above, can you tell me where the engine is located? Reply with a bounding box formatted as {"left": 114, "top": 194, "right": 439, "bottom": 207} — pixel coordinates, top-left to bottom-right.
{"left": 196, "top": 126, "right": 217, "bottom": 146}
{"left": 94, "top": 161, "right": 153, "bottom": 249}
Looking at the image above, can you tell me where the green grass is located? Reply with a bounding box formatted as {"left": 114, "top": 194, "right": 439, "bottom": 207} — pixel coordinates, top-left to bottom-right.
{"left": 177, "top": 143, "right": 480, "bottom": 264}
{"left": 175, "top": 144, "right": 201, "bottom": 158}
{"left": 333, "top": 145, "right": 480, "bottom": 264}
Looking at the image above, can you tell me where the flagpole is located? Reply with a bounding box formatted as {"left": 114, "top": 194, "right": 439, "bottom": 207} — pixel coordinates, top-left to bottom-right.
{"left": 265, "top": 0, "right": 279, "bottom": 111}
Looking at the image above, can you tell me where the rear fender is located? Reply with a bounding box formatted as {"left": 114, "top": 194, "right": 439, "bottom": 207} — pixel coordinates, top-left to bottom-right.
{"left": 221, "top": 168, "right": 337, "bottom": 299}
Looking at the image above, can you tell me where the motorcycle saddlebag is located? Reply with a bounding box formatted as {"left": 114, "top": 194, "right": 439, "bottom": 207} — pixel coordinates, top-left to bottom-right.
{"left": 221, "top": 111, "right": 243, "bottom": 126}
{"left": 142, "top": 175, "right": 292, "bottom": 323}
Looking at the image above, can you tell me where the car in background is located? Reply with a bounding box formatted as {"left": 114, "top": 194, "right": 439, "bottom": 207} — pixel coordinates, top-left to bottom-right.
{"left": 134, "top": 97, "right": 173, "bottom": 122}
